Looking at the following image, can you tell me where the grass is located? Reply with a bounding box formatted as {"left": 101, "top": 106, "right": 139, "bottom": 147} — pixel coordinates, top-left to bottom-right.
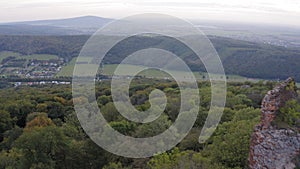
{"left": 0, "top": 51, "right": 59, "bottom": 62}
{"left": 56, "top": 57, "right": 94, "bottom": 77}
{"left": 56, "top": 58, "right": 76, "bottom": 77}
{"left": 102, "top": 64, "right": 258, "bottom": 82}
{"left": 23, "top": 54, "right": 58, "bottom": 60}
{"left": 0, "top": 51, "right": 21, "bottom": 62}
{"left": 57, "top": 57, "right": 259, "bottom": 82}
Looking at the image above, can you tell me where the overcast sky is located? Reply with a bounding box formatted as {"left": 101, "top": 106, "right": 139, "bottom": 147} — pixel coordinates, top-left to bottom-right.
{"left": 1, "top": 0, "right": 300, "bottom": 26}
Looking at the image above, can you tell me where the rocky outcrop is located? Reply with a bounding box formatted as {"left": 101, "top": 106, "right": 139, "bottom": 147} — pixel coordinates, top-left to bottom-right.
{"left": 249, "top": 78, "right": 300, "bottom": 169}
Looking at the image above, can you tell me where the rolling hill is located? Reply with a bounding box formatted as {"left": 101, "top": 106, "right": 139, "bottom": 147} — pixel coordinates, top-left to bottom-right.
{"left": 0, "top": 16, "right": 112, "bottom": 35}
{"left": 0, "top": 34, "right": 299, "bottom": 81}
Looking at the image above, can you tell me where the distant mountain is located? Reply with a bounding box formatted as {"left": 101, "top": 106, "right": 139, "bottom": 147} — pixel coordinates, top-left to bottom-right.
{"left": 8, "top": 16, "right": 112, "bottom": 29}
{"left": 0, "top": 25, "right": 83, "bottom": 35}
{"left": 0, "top": 16, "right": 113, "bottom": 35}
{"left": 1, "top": 16, "right": 300, "bottom": 49}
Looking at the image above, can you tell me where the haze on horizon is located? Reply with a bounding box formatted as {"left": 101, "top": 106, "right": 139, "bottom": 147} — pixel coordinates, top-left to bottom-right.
{"left": 1, "top": 0, "right": 300, "bottom": 27}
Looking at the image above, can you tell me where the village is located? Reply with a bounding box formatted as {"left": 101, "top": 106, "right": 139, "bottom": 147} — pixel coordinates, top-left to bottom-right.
{"left": 0, "top": 54, "right": 65, "bottom": 79}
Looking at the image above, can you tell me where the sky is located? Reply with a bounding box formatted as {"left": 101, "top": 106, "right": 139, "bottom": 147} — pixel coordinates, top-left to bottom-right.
{"left": 1, "top": 0, "right": 300, "bottom": 26}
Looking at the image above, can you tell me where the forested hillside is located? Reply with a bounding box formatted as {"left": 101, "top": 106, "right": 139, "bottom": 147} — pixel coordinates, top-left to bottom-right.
{"left": 1, "top": 79, "right": 292, "bottom": 168}
{"left": 0, "top": 35, "right": 300, "bottom": 81}
{"left": 0, "top": 35, "right": 89, "bottom": 61}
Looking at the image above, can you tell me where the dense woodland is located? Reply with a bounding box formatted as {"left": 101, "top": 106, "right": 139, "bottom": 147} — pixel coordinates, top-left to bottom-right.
{"left": 0, "top": 79, "right": 299, "bottom": 169}
{"left": 0, "top": 35, "right": 300, "bottom": 81}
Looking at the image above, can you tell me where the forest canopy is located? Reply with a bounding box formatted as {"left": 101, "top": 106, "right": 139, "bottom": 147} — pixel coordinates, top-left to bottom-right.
{"left": 1, "top": 79, "right": 296, "bottom": 169}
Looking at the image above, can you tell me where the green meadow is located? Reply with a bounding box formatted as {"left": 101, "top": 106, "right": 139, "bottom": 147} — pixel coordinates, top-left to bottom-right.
{"left": 57, "top": 57, "right": 258, "bottom": 82}
{"left": 0, "top": 51, "right": 59, "bottom": 62}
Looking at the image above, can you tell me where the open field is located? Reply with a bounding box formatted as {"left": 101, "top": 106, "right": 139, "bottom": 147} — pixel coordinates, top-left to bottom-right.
{"left": 0, "top": 51, "right": 21, "bottom": 62}
{"left": 56, "top": 58, "right": 77, "bottom": 76}
{"left": 57, "top": 57, "right": 260, "bottom": 82}
{"left": 0, "top": 51, "right": 59, "bottom": 62}
{"left": 56, "top": 57, "right": 93, "bottom": 77}
{"left": 24, "top": 54, "right": 59, "bottom": 60}
{"left": 102, "top": 64, "right": 253, "bottom": 82}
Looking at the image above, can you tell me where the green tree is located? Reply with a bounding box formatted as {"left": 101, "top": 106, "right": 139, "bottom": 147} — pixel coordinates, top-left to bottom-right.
{"left": 13, "top": 126, "right": 69, "bottom": 169}
{"left": 276, "top": 99, "right": 300, "bottom": 129}
{"left": 134, "top": 114, "right": 171, "bottom": 137}
{"left": 147, "top": 148, "right": 224, "bottom": 169}
{"left": 0, "top": 110, "right": 13, "bottom": 141}
{"left": 205, "top": 119, "right": 258, "bottom": 168}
